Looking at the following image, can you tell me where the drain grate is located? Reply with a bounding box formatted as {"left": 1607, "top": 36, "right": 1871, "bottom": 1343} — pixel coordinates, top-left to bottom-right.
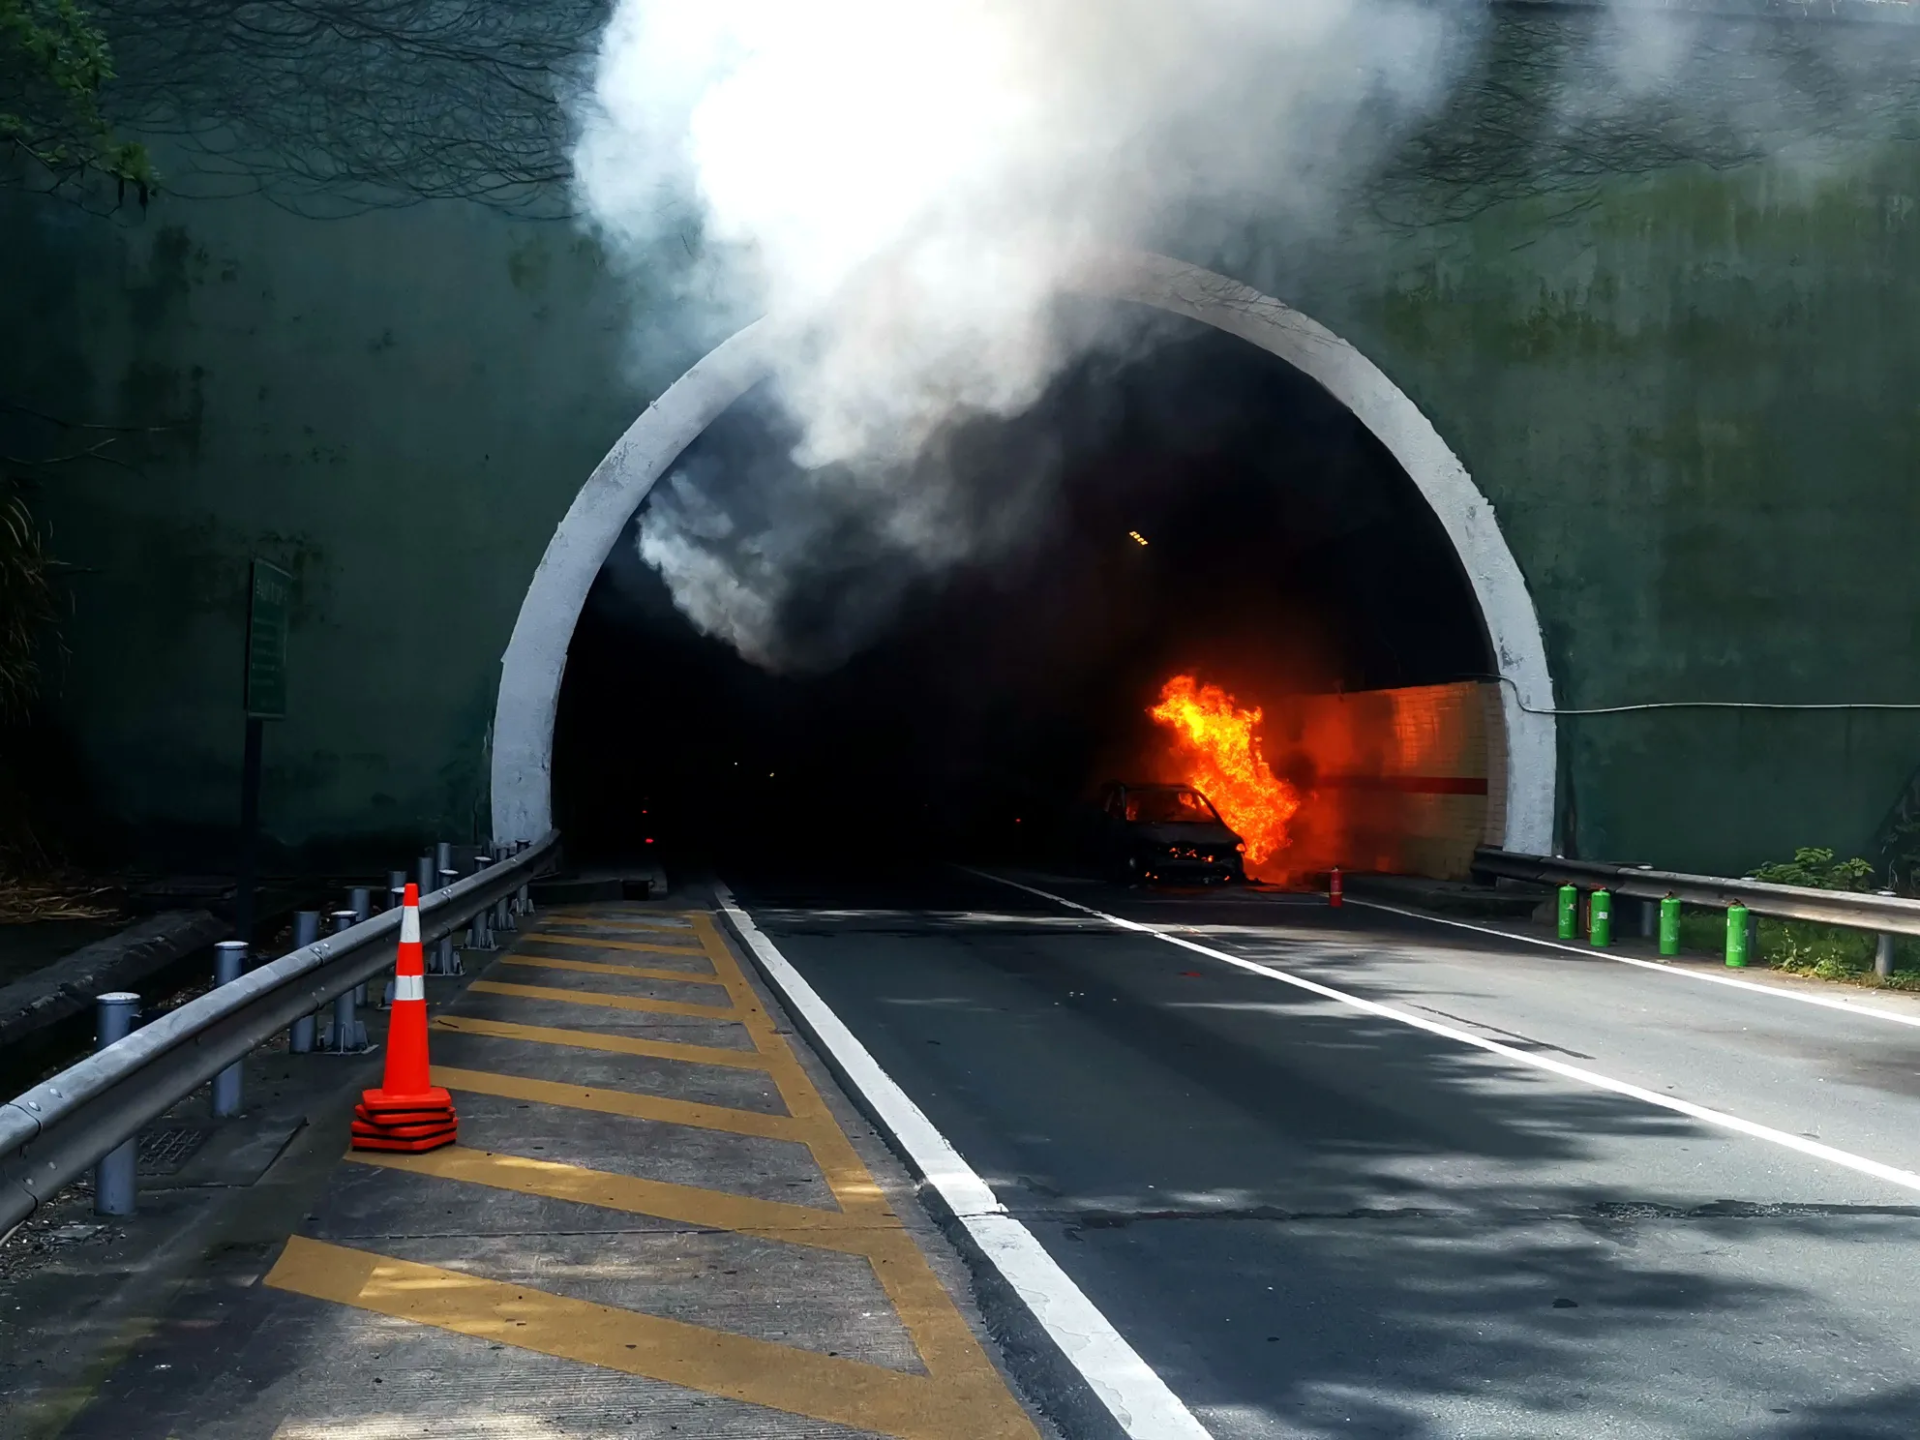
{"left": 137, "top": 1126, "right": 211, "bottom": 1176}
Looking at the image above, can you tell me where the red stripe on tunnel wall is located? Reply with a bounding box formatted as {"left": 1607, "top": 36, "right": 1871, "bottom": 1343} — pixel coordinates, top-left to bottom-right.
{"left": 1314, "top": 775, "right": 1490, "bottom": 795}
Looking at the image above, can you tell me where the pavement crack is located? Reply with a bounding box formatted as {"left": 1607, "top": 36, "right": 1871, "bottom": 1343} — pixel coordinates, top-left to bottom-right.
{"left": 1402, "top": 1003, "right": 1596, "bottom": 1058}
{"left": 1014, "top": 1200, "right": 1920, "bottom": 1233}
{"left": 1587, "top": 1200, "right": 1920, "bottom": 1220}
{"left": 1044, "top": 1205, "right": 1448, "bottom": 1228}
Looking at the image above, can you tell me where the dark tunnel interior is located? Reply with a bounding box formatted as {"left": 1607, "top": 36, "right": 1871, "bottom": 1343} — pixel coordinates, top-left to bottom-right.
{"left": 551, "top": 308, "right": 1495, "bottom": 868}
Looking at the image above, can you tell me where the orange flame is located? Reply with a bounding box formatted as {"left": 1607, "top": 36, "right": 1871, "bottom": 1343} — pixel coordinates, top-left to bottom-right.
{"left": 1149, "top": 674, "right": 1300, "bottom": 871}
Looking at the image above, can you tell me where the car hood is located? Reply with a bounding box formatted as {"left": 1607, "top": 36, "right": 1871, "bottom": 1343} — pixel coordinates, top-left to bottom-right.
{"left": 1132, "top": 821, "right": 1241, "bottom": 848}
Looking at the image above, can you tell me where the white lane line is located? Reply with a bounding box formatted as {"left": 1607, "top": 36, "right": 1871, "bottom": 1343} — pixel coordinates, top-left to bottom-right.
{"left": 1345, "top": 896, "right": 1920, "bottom": 1032}
{"left": 969, "top": 870, "right": 1920, "bottom": 1201}
{"left": 712, "top": 882, "right": 1214, "bottom": 1440}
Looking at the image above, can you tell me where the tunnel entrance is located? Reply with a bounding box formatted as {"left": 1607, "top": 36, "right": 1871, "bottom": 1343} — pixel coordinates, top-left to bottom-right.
{"left": 550, "top": 311, "right": 1502, "bottom": 878}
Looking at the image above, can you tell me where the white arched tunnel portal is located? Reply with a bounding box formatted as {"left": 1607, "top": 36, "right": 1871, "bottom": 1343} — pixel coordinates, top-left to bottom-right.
{"left": 490, "top": 250, "right": 1558, "bottom": 854}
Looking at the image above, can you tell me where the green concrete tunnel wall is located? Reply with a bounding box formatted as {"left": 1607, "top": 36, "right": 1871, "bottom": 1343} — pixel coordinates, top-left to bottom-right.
{"left": 6, "top": 28, "right": 1920, "bottom": 877}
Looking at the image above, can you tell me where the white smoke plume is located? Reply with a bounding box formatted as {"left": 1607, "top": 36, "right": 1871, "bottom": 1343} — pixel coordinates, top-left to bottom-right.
{"left": 572, "top": 0, "right": 1470, "bottom": 669}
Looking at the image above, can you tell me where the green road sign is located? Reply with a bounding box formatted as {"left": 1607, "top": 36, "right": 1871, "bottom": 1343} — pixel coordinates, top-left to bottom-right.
{"left": 245, "top": 559, "right": 292, "bottom": 719}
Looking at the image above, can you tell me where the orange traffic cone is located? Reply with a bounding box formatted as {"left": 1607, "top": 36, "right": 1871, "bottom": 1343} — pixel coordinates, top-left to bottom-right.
{"left": 350, "top": 883, "right": 457, "bottom": 1153}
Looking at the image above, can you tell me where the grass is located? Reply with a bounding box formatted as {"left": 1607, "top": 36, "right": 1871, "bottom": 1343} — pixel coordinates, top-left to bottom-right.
{"left": 0, "top": 875, "right": 120, "bottom": 924}
{"left": 1668, "top": 904, "right": 1920, "bottom": 993}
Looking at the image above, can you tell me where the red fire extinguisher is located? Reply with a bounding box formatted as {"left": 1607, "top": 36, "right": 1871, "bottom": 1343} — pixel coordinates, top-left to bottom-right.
{"left": 1329, "top": 867, "right": 1343, "bottom": 908}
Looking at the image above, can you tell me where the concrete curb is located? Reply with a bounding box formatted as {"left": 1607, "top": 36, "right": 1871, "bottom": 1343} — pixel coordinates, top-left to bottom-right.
{"left": 0, "top": 911, "right": 227, "bottom": 1052}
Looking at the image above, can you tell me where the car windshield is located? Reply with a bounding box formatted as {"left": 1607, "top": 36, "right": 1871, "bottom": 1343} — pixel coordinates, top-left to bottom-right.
{"left": 1124, "top": 787, "right": 1221, "bottom": 824}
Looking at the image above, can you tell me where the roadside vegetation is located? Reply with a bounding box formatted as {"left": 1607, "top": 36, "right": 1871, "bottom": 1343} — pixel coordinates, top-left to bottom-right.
{"left": 1, "top": 0, "right": 148, "bottom": 914}
{"left": 1665, "top": 847, "right": 1920, "bottom": 991}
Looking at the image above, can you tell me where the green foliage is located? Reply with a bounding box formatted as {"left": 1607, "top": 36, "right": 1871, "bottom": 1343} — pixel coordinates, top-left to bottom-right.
{"left": 0, "top": 0, "right": 153, "bottom": 194}
{"left": 1749, "top": 847, "right": 1877, "bottom": 894}
{"left": 1749, "top": 848, "right": 1918, "bottom": 987}
{"left": 1660, "top": 849, "right": 1920, "bottom": 989}
{"left": 1756, "top": 914, "right": 1887, "bottom": 983}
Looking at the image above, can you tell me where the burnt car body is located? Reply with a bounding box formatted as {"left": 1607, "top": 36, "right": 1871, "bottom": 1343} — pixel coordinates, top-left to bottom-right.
{"left": 1088, "top": 782, "right": 1246, "bottom": 884}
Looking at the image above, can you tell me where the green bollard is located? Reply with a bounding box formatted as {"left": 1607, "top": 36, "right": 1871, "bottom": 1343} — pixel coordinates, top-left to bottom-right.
{"left": 1557, "top": 884, "right": 1578, "bottom": 940}
{"left": 1589, "top": 889, "right": 1612, "bottom": 948}
{"left": 1726, "top": 904, "right": 1750, "bottom": 967}
{"left": 1659, "top": 895, "right": 1680, "bottom": 956}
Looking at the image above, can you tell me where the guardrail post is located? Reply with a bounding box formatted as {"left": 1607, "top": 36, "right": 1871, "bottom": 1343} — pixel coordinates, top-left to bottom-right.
{"left": 432, "top": 868, "right": 462, "bottom": 975}
{"left": 350, "top": 887, "right": 373, "bottom": 1005}
{"left": 1726, "top": 904, "right": 1750, "bottom": 968}
{"left": 492, "top": 845, "right": 514, "bottom": 932}
{"left": 517, "top": 839, "right": 534, "bottom": 919}
{"left": 289, "top": 910, "right": 321, "bottom": 1052}
{"left": 470, "top": 855, "right": 495, "bottom": 949}
{"left": 1556, "top": 884, "right": 1577, "bottom": 940}
{"left": 1876, "top": 889, "right": 1897, "bottom": 978}
{"left": 1589, "top": 890, "right": 1612, "bottom": 948}
{"left": 321, "top": 911, "right": 370, "bottom": 1052}
{"left": 212, "top": 941, "right": 248, "bottom": 1117}
{"left": 1659, "top": 896, "right": 1680, "bottom": 957}
{"left": 417, "top": 854, "right": 435, "bottom": 898}
{"left": 381, "top": 872, "right": 407, "bottom": 1008}
{"left": 92, "top": 992, "right": 141, "bottom": 1216}
{"left": 435, "top": 841, "right": 455, "bottom": 882}
{"left": 1634, "top": 865, "right": 1656, "bottom": 938}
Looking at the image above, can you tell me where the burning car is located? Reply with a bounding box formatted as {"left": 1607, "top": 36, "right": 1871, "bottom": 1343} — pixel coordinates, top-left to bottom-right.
{"left": 1088, "top": 781, "right": 1247, "bottom": 884}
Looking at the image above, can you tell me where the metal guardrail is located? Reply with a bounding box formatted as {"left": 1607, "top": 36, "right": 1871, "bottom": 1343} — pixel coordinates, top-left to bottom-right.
{"left": 0, "top": 831, "right": 560, "bottom": 1232}
{"left": 1473, "top": 847, "right": 1920, "bottom": 937}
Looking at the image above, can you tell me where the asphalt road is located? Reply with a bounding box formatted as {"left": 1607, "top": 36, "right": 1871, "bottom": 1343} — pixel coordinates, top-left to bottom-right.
{"left": 726, "top": 867, "right": 1920, "bottom": 1440}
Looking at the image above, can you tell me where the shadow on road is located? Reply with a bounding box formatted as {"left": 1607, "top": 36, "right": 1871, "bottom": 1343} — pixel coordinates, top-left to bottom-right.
{"left": 732, "top": 865, "right": 1920, "bottom": 1439}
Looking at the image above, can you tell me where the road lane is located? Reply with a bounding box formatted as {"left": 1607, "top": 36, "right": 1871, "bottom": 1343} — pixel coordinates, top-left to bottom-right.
{"left": 981, "top": 872, "right": 1920, "bottom": 1192}
{"left": 727, "top": 868, "right": 1920, "bottom": 1440}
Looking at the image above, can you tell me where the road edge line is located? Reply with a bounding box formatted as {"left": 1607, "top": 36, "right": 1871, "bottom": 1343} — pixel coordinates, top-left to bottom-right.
{"left": 967, "top": 870, "right": 1920, "bottom": 1201}
{"left": 712, "top": 881, "right": 1215, "bottom": 1440}
{"left": 1340, "top": 896, "right": 1920, "bottom": 1031}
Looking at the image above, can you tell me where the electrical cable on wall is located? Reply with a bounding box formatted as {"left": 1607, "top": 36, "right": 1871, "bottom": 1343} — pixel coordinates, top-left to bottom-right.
{"left": 1477, "top": 674, "right": 1920, "bottom": 717}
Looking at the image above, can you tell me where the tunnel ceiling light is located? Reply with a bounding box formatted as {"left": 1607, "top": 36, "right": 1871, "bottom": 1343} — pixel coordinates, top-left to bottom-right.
{"left": 1128, "top": 530, "right": 1149, "bottom": 546}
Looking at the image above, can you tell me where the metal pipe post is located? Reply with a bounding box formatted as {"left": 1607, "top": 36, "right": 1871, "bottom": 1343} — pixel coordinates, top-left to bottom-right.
{"left": 433, "top": 868, "right": 461, "bottom": 974}
{"left": 1877, "top": 889, "right": 1898, "bottom": 978}
{"left": 212, "top": 941, "right": 248, "bottom": 1116}
{"left": 93, "top": 992, "right": 141, "bottom": 1216}
{"left": 321, "top": 911, "right": 369, "bottom": 1051}
{"left": 470, "top": 855, "right": 494, "bottom": 948}
{"left": 417, "top": 854, "right": 436, "bottom": 897}
{"left": 435, "top": 840, "right": 455, "bottom": 880}
{"left": 350, "top": 887, "right": 373, "bottom": 1003}
{"left": 289, "top": 911, "right": 321, "bottom": 1051}
{"left": 491, "top": 845, "right": 513, "bottom": 931}
{"left": 1634, "top": 865, "right": 1656, "bottom": 938}
{"left": 381, "top": 873, "right": 407, "bottom": 1008}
